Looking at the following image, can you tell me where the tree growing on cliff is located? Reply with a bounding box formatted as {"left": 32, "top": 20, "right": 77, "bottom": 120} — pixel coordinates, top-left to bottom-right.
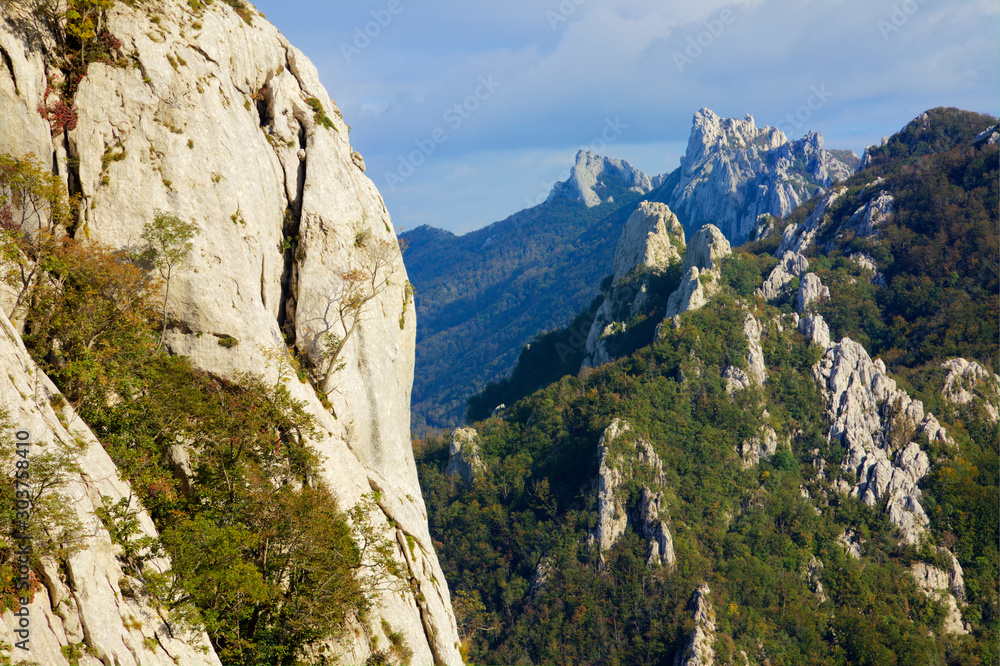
{"left": 140, "top": 210, "right": 199, "bottom": 354}
{"left": 0, "top": 153, "right": 70, "bottom": 321}
{"left": 308, "top": 235, "right": 401, "bottom": 390}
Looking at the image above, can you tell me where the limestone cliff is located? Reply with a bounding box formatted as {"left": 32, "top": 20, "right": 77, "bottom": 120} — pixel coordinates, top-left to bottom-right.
{"left": 589, "top": 419, "right": 676, "bottom": 569}
{"left": 0, "top": 310, "right": 221, "bottom": 666}
{"left": 0, "top": 2, "right": 461, "bottom": 664}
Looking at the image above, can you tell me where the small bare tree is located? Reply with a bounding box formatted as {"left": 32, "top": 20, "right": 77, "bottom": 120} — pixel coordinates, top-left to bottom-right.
{"left": 140, "top": 210, "right": 199, "bottom": 354}
{"left": 308, "top": 235, "right": 401, "bottom": 389}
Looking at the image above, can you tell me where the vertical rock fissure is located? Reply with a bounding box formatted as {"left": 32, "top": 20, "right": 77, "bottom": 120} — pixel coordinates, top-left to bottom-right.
{"left": 0, "top": 47, "right": 17, "bottom": 94}
{"left": 62, "top": 133, "right": 84, "bottom": 236}
{"left": 276, "top": 121, "right": 306, "bottom": 343}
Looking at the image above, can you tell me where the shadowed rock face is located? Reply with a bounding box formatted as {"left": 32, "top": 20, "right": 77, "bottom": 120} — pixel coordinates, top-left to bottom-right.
{"left": 0, "top": 3, "right": 461, "bottom": 663}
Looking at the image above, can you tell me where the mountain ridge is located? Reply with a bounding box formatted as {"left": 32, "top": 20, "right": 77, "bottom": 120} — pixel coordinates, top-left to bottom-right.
{"left": 404, "top": 108, "right": 860, "bottom": 431}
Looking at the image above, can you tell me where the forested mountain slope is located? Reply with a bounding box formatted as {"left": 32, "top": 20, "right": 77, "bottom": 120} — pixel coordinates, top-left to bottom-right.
{"left": 404, "top": 112, "right": 857, "bottom": 433}
{"left": 417, "top": 107, "right": 999, "bottom": 666}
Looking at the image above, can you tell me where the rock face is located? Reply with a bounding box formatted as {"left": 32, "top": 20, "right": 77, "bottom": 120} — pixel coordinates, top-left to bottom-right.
{"left": 795, "top": 273, "right": 830, "bottom": 313}
{"left": 582, "top": 202, "right": 685, "bottom": 368}
{"left": 666, "top": 108, "right": 858, "bottom": 244}
{"left": 612, "top": 201, "right": 685, "bottom": 283}
{"left": 911, "top": 554, "right": 969, "bottom": 635}
{"left": 675, "top": 583, "right": 716, "bottom": 666}
{"left": 757, "top": 251, "right": 809, "bottom": 301}
{"left": 0, "top": 2, "right": 462, "bottom": 664}
{"left": 776, "top": 187, "right": 846, "bottom": 257}
{"left": 590, "top": 420, "right": 675, "bottom": 569}
{"left": 548, "top": 150, "right": 662, "bottom": 208}
{"left": 841, "top": 191, "right": 894, "bottom": 238}
{"left": 664, "top": 224, "right": 731, "bottom": 321}
{"left": 0, "top": 311, "right": 221, "bottom": 666}
{"left": 941, "top": 358, "right": 1000, "bottom": 423}
{"left": 813, "top": 335, "right": 948, "bottom": 545}
{"left": 973, "top": 125, "right": 999, "bottom": 146}
{"left": 445, "top": 427, "right": 484, "bottom": 484}
{"left": 798, "top": 313, "right": 831, "bottom": 348}
{"left": 741, "top": 425, "right": 778, "bottom": 469}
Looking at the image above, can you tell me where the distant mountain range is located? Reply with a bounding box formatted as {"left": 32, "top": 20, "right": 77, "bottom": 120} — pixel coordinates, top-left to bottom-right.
{"left": 402, "top": 108, "right": 860, "bottom": 432}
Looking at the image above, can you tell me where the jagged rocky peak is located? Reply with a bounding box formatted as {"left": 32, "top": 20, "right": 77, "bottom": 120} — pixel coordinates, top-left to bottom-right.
{"left": 813, "top": 336, "right": 949, "bottom": 546}
{"left": 612, "top": 201, "right": 685, "bottom": 283}
{"left": 663, "top": 224, "right": 732, "bottom": 321}
{"left": 675, "top": 583, "right": 717, "bottom": 666}
{"left": 547, "top": 149, "right": 660, "bottom": 208}
{"left": 683, "top": 107, "right": 785, "bottom": 165}
{"left": 668, "top": 108, "right": 858, "bottom": 244}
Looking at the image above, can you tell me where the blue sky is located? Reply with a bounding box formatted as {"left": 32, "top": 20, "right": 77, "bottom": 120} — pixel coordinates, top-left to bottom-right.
{"left": 252, "top": 0, "right": 999, "bottom": 235}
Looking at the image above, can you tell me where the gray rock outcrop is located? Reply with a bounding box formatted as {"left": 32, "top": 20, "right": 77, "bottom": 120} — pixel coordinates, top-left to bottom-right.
{"left": 794, "top": 273, "right": 830, "bottom": 313}
{"left": 0, "top": 311, "right": 221, "bottom": 666}
{"left": 445, "top": 427, "right": 484, "bottom": 485}
{"left": 675, "top": 583, "right": 717, "bottom": 666}
{"left": 757, "top": 251, "right": 809, "bottom": 301}
{"left": 590, "top": 420, "right": 675, "bottom": 569}
{"left": 798, "top": 313, "right": 831, "bottom": 348}
{"left": 582, "top": 202, "right": 685, "bottom": 368}
{"left": 775, "top": 187, "right": 846, "bottom": 257}
{"left": 814, "top": 336, "right": 949, "bottom": 545}
{"left": 972, "top": 125, "right": 998, "bottom": 146}
{"left": 839, "top": 191, "right": 894, "bottom": 239}
{"left": 0, "top": 2, "right": 462, "bottom": 663}
{"left": 664, "top": 224, "right": 731, "bottom": 320}
{"left": 548, "top": 150, "right": 662, "bottom": 208}
{"left": 941, "top": 358, "right": 1000, "bottom": 423}
{"left": 667, "top": 108, "right": 857, "bottom": 245}
{"left": 911, "top": 555, "right": 969, "bottom": 635}
{"left": 612, "top": 202, "right": 685, "bottom": 283}
{"left": 741, "top": 425, "right": 778, "bottom": 469}
{"left": 849, "top": 253, "right": 887, "bottom": 287}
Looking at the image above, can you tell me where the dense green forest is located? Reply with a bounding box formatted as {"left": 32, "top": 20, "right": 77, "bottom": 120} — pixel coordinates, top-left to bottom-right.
{"left": 417, "top": 108, "right": 999, "bottom": 665}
